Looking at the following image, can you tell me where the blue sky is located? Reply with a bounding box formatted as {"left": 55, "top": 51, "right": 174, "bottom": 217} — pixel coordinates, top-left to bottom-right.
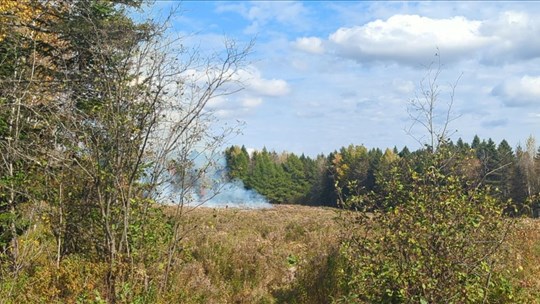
{"left": 147, "top": 1, "right": 540, "bottom": 156}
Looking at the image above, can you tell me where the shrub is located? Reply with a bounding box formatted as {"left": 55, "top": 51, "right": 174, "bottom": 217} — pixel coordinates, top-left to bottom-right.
{"left": 338, "top": 148, "right": 516, "bottom": 303}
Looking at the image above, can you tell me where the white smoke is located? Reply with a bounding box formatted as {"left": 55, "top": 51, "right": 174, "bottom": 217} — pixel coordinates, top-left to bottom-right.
{"left": 151, "top": 151, "right": 271, "bottom": 209}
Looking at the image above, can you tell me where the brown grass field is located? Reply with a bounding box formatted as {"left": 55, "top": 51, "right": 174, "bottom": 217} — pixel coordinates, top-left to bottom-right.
{"left": 163, "top": 204, "right": 540, "bottom": 303}
{"left": 164, "top": 204, "right": 342, "bottom": 303}
{"left": 4, "top": 204, "right": 539, "bottom": 303}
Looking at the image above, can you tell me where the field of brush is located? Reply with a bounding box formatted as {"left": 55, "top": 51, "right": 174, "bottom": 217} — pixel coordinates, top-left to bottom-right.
{"left": 164, "top": 205, "right": 540, "bottom": 303}
{"left": 164, "top": 205, "right": 341, "bottom": 303}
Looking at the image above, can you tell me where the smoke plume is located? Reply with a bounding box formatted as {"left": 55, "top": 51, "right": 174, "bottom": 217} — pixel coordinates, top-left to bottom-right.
{"left": 152, "top": 151, "right": 271, "bottom": 209}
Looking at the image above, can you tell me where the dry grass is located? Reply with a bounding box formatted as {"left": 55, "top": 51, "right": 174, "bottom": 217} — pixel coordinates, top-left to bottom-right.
{"left": 3, "top": 204, "right": 538, "bottom": 303}
{"left": 162, "top": 204, "right": 343, "bottom": 303}
{"left": 162, "top": 205, "right": 540, "bottom": 303}
{"left": 500, "top": 218, "right": 540, "bottom": 302}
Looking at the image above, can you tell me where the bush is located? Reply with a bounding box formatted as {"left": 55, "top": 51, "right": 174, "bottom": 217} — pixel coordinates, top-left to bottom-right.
{"left": 338, "top": 148, "right": 516, "bottom": 303}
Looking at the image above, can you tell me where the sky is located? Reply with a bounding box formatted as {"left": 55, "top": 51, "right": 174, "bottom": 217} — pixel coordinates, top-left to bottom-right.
{"left": 146, "top": 1, "right": 540, "bottom": 156}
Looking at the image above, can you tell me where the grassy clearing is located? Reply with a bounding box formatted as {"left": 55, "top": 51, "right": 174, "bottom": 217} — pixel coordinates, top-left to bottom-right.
{"left": 163, "top": 205, "right": 540, "bottom": 303}
{"left": 164, "top": 205, "right": 343, "bottom": 303}
{"left": 2, "top": 204, "right": 539, "bottom": 303}
{"left": 500, "top": 218, "right": 540, "bottom": 302}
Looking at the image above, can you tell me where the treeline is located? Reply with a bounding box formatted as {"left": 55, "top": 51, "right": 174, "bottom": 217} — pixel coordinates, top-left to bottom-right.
{"left": 225, "top": 135, "right": 540, "bottom": 216}
{"left": 225, "top": 146, "right": 335, "bottom": 204}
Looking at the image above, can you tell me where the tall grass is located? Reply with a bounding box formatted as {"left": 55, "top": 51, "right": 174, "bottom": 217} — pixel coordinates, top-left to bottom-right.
{"left": 0, "top": 205, "right": 539, "bottom": 303}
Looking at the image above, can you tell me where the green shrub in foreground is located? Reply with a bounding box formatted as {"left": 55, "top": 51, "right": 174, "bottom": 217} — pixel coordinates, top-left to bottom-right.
{"left": 338, "top": 149, "right": 517, "bottom": 303}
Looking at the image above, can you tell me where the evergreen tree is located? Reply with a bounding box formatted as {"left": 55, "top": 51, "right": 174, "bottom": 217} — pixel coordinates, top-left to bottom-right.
{"left": 283, "top": 153, "right": 309, "bottom": 203}
{"left": 471, "top": 135, "right": 481, "bottom": 150}
{"left": 225, "top": 145, "right": 250, "bottom": 180}
{"left": 313, "top": 154, "right": 338, "bottom": 207}
{"left": 456, "top": 137, "right": 471, "bottom": 151}
{"left": 512, "top": 145, "right": 529, "bottom": 213}
{"left": 497, "top": 139, "right": 515, "bottom": 200}
{"left": 247, "top": 150, "right": 270, "bottom": 192}
{"left": 399, "top": 146, "right": 411, "bottom": 158}
{"left": 366, "top": 148, "right": 383, "bottom": 191}
{"left": 476, "top": 138, "right": 500, "bottom": 186}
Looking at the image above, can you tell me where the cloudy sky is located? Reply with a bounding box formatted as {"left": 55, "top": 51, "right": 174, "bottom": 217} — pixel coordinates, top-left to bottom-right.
{"left": 151, "top": 1, "right": 540, "bottom": 156}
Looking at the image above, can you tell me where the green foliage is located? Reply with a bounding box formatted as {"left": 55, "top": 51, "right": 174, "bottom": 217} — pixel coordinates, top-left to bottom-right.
{"left": 225, "top": 145, "right": 250, "bottom": 181}
{"left": 225, "top": 146, "right": 319, "bottom": 204}
{"left": 224, "top": 136, "right": 540, "bottom": 212}
{"left": 339, "top": 148, "right": 516, "bottom": 303}
{"left": 129, "top": 199, "right": 174, "bottom": 268}
{"left": 0, "top": 1, "right": 249, "bottom": 302}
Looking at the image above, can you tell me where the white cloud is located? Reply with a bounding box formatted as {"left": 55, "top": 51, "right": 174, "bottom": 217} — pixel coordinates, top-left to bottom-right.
{"left": 237, "top": 67, "right": 290, "bottom": 97}
{"left": 203, "top": 66, "right": 289, "bottom": 120}
{"left": 216, "top": 1, "right": 310, "bottom": 34}
{"left": 294, "top": 37, "right": 325, "bottom": 54}
{"left": 183, "top": 65, "right": 290, "bottom": 100}
{"left": 214, "top": 3, "right": 247, "bottom": 16}
{"left": 479, "top": 11, "right": 540, "bottom": 63}
{"left": 492, "top": 75, "right": 540, "bottom": 107}
{"left": 392, "top": 79, "right": 415, "bottom": 94}
{"left": 206, "top": 95, "right": 260, "bottom": 119}
{"left": 213, "top": 109, "right": 233, "bottom": 118}
{"left": 480, "top": 11, "right": 530, "bottom": 40}
{"left": 241, "top": 97, "right": 263, "bottom": 108}
{"left": 207, "top": 96, "right": 226, "bottom": 108}
{"left": 322, "top": 11, "right": 540, "bottom": 66}
{"left": 329, "top": 14, "right": 493, "bottom": 65}
{"left": 248, "top": 77, "right": 290, "bottom": 96}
